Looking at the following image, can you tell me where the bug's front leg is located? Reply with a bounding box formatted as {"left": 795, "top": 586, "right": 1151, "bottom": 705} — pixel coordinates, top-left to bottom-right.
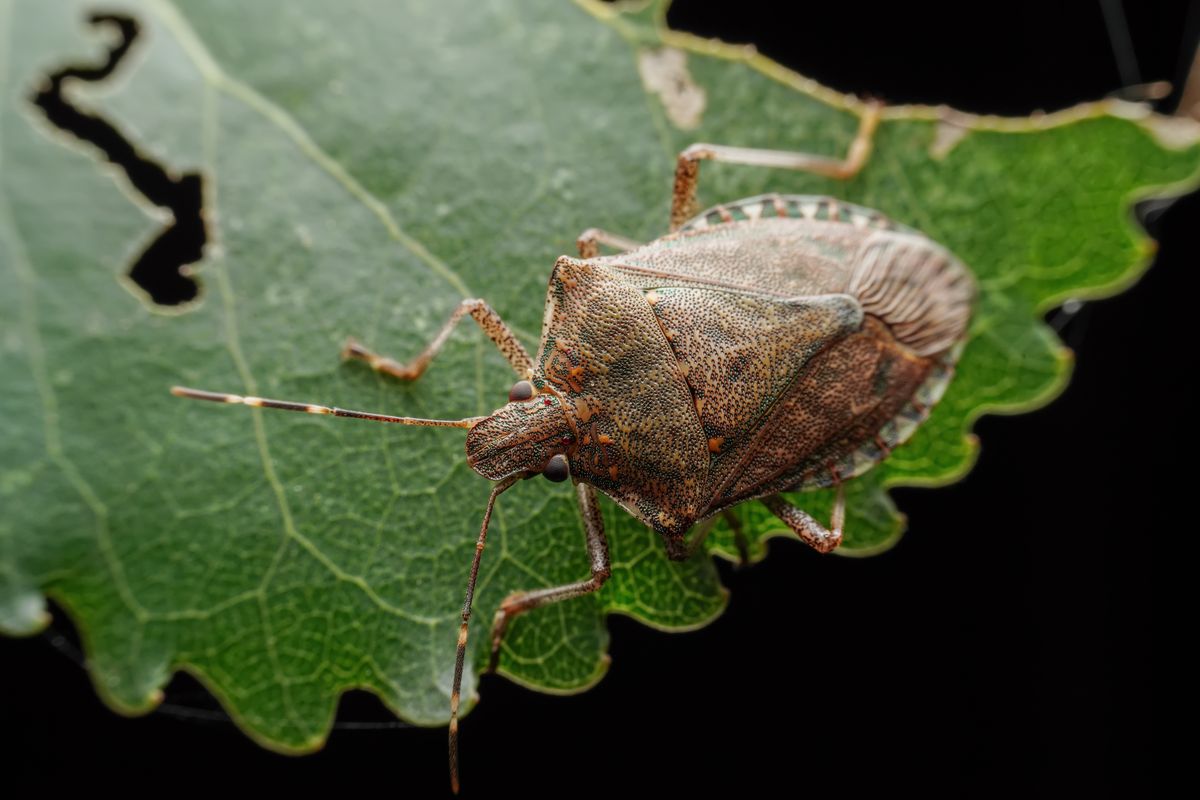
{"left": 487, "top": 483, "right": 611, "bottom": 672}
{"left": 343, "top": 298, "right": 533, "bottom": 381}
{"left": 670, "top": 101, "right": 883, "bottom": 231}
{"left": 762, "top": 484, "right": 846, "bottom": 554}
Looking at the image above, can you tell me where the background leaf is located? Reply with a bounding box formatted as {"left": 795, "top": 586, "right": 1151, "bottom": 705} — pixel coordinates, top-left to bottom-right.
{"left": 1, "top": 0, "right": 1196, "bottom": 754}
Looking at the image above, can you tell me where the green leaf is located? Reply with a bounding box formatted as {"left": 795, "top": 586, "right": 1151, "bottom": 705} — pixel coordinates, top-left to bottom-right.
{"left": 1, "top": 0, "right": 1196, "bottom": 752}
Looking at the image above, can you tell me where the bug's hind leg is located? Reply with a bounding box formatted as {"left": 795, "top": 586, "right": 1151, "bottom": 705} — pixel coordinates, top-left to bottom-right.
{"left": 722, "top": 510, "right": 751, "bottom": 567}
{"left": 343, "top": 298, "right": 534, "bottom": 382}
{"left": 762, "top": 484, "right": 846, "bottom": 554}
{"left": 661, "top": 515, "right": 739, "bottom": 564}
{"left": 670, "top": 101, "right": 882, "bottom": 231}
{"left": 576, "top": 228, "right": 643, "bottom": 258}
{"left": 487, "top": 483, "right": 611, "bottom": 672}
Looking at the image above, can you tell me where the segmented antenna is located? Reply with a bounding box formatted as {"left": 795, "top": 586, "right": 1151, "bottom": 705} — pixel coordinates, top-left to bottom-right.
{"left": 448, "top": 473, "right": 520, "bottom": 793}
{"left": 170, "top": 386, "right": 485, "bottom": 428}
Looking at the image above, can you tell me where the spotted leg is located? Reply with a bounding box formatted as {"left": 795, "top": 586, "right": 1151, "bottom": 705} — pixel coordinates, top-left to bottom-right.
{"left": 762, "top": 483, "right": 845, "bottom": 554}
{"left": 343, "top": 298, "right": 534, "bottom": 382}
{"left": 576, "top": 228, "right": 644, "bottom": 258}
{"left": 670, "top": 101, "right": 883, "bottom": 231}
{"left": 487, "top": 483, "right": 611, "bottom": 672}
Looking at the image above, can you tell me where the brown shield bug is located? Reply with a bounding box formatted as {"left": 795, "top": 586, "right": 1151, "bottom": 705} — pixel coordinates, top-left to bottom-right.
{"left": 171, "top": 103, "right": 975, "bottom": 791}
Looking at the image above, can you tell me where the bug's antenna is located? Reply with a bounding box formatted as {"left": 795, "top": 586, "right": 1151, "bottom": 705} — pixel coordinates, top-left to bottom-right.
{"left": 170, "top": 386, "right": 486, "bottom": 428}
{"left": 449, "top": 473, "right": 521, "bottom": 794}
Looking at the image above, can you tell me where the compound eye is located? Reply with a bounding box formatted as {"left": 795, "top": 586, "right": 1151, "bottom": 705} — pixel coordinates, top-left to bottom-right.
{"left": 508, "top": 380, "right": 534, "bottom": 402}
{"left": 543, "top": 454, "right": 570, "bottom": 483}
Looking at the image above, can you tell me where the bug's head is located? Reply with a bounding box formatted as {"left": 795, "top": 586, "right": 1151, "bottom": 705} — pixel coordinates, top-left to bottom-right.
{"left": 465, "top": 380, "right": 574, "bottom": 482}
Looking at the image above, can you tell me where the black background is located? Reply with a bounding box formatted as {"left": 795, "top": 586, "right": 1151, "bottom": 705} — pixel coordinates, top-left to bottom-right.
{"left": 5, "top": 2, "right": 1186, "bottom": 796}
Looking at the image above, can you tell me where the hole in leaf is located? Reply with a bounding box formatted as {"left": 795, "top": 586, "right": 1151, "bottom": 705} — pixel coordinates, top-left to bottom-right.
{"left": 29, "top": 12, "right": 205, "bottom": 307}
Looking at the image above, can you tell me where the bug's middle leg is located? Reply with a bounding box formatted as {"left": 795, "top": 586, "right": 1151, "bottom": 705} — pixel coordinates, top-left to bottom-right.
{"left": 761, "top": 483, "right": 846, "bottom": 554}
{"left": 487, "top": 483, "right": 611, "bottom": 672}
{"left": 670, "top": 101, "right": 882, "bottom": 231}
{"left": 343, "top": 298, "right": 533, "bottom": 382}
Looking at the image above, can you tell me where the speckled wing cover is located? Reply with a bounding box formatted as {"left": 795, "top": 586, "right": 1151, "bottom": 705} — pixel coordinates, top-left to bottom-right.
{"left": 532, "top": 195, "right": 974, "bottom": 540}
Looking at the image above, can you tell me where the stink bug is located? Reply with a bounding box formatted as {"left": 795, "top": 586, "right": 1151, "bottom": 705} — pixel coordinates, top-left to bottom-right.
{"left": 171, "top": 103, "right": 975, "bottom": 792}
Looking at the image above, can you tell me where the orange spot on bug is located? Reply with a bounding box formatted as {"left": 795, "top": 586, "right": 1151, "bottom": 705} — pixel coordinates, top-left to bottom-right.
{"left": 609, "top": 466, "right": 618, "bottom": 481}
{"left": 565, "top": 367, "right": 585, "bottom": 392}
{"left": 708, "top": 437, "right": 724, "bottom": 453}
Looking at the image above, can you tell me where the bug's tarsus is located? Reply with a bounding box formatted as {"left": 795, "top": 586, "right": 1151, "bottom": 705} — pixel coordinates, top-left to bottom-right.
{"left": 486, "top": 483, "right": 611, "bottom": 673}
{"left": 670, "top": 100, "right": 883, "bottom": 231}
{"left": 1108, "top": 80, "right": 1171, "bottom": 102}
{"left": 169, "top": 386, "right": 484, "bottom": 428}
{"left": 340, "top": 337, "right": 413, "bottom": 379}
{"left": 449, "top": 473, "right": 523, "bottom": 795}
{"left": 762, "top": 484, "right": 846, "bottom": 554}
{"left": 576, "top": 228, "right": 644, "bottom": 258}
{"left": 344, "top": 298, "right": 535, "bottom": 382}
